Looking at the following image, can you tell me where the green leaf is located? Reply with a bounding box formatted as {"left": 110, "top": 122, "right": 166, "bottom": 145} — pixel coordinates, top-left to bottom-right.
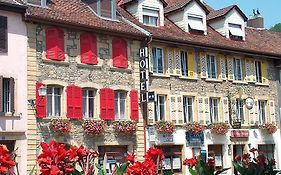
{"left": 163, "top": 171, "right": 174, "bottom": 175}
{"left": 116, "top": 162, "right": 129, "bottom": 175}
{"left": 188, "top": 167, "right": 199, "bottom": 175}
{"left": 233, "top": 162, "right": 254, "bottom": 175}
{"left": 28, "top": 166, "right": 36, "bottom": 175}
{"left": 215, "top": 167, "right": 230, "bottom": 175}
{"left": 72, "top": 169, "right": 82, "bottom": 175}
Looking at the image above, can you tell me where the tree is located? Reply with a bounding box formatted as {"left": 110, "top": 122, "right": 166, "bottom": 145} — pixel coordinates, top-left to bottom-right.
{"left": 269, "top": 23, "right": 281, "bottom": 32}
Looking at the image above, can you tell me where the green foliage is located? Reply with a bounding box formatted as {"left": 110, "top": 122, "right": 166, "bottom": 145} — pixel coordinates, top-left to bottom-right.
{"left": 269, "top": 23, "right": 281, "bottom": 32}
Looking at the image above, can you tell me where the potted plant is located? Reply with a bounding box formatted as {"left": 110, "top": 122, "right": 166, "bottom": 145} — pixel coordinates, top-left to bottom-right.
{"left": 209, "top": 122, "right": 230, "bottom": 135}
{"left": 82, "top": 120, "right": 106, "bottom": 136}
{"left": 259, "top": 123, "right": 277, "bottom": 134}
{"left": 184, "top": 122, "right": 205, "bottom": 135}
{"left": 154, "top": 121, "right": 175, "bottom": 134}
{"left": 0, "top": 145, "right": 16, "bottom": 175}
{"left": 112, "top": 120, "right": 137, "bottom": 135}
{"left": 233, "top": 147, "right": 277, "bottom": 175}
{"left": 50, "top": 118, "right": 71, "bottom": 135}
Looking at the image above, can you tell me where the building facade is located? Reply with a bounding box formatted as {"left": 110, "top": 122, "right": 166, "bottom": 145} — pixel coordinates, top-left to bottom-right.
{"left": 0, "top": 0, "right": 27, "bottom": 174}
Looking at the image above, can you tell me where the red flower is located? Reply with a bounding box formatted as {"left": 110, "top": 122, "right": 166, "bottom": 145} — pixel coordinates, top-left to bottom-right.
{"left": 269, "top": 158, "right": 276, "bottom": 166}
{"left": 126, "top": 159, "right": 157, "bottom": 175}
{"left": 183, "top": 157, "right": 197, "bottom": 168}
{"left": 126, "top": 152, "right": 135, "bottom": 164}
{"left": 242, "top": 153, "right": 250, "bottom": 160}
{"left": 256, "top": 155, "right": 266, "bottom": 167}
{"left": 249, "top": 148, "right": 258, "bottom": 153}
{"left": 235, "top": 155, "right": 242, "bottom": 162}
{"left": 0, "top": 145, "right": 16, "bottom": 174}
{"left": 207, "top": 158, "right": 215, "bottom": 168}
{"left": 144, "top": 148, "right": 164, "bottom": 163}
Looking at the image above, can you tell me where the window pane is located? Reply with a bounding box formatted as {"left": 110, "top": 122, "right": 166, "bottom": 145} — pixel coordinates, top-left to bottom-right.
{"left": 82, "top": 94, "right": 87, "bottom": 118}
{"left": 89, "top": 96, "right": 94, "bottom": 118}
{"left": 159, "top": 96, "right": 165, "bottom": 120}
{"left": 54, "top": 94, "right": 61, "bottom": 116}
{"left": 157, "top": 48, "right": 163, "bottom": 73}
{"left": 152, "top": 48, "right": 158, "bottom": 73}
{"left": 181, "top": 51, "right": 188, "bottom": 76}
{"left": 115, "top": 93, "right": 119, "bottom": 119}
{"left": 47, "top": 94, "right": 52, "bottom": 117}
{"left": 120, "top": 98, "right": 125, "bottom": 119}
{"left": 100, "top": 0, "right": 112, "bottom": 18}
{"left": 3, "top": 79, "right": 10, "bottom": 112}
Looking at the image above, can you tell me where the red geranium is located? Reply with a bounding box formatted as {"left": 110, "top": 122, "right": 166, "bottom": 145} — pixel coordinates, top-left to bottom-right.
{"left": 126, "top": 159, "right": 157, "bottom": 175}
{"left": 249, "top": 147, "right": 257, "bottom": 153}
{"left": 207, "top": 158, "right": 215, "bottom": 168}
{"left": 234, "top": 155, "right": 242, "bottom": 162}
{"left": 0, "top": 145, "right": 16, "bottom": 174}
{"left": 126, "top": 152, "right": 135, "bottom": 164}
{"left": 183, "top": 157, "right": 197, "bottom": 167}
{"left": 144, "top": 147, "right": 164, "bottom": 163}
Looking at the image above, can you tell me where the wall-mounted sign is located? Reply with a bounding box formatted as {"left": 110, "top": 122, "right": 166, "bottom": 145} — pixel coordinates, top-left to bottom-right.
{"left": 186, "top": 131, "right": 204, "bottom": 147}
{"left": 148, "top": 91, "right": 155, "bottom": 102}
{"left": 158, "top": 133, "right": 174, "bottom": 143}
{"left": 231, "top": 130, "right": 249, "bottom": 138}
{"left": 232, "top": 121, "right": 241, "bottom": 129}
{"left": 139, "top": 47, "right": 149, "bottom": 103}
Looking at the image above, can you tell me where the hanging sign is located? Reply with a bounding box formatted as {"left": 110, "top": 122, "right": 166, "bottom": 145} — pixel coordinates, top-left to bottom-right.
{"left": 139, "top": 47, "right": 149, "bottom": 103}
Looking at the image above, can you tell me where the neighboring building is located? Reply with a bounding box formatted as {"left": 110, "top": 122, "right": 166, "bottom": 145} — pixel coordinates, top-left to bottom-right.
{"left": 23, "top": 0, "right": 147, "bottom": 173}
{"left": 120, "top": 0, "right": 281, "bottom": 174}
{"left": 0, "top": 0, "right": 27, "bottom": 173}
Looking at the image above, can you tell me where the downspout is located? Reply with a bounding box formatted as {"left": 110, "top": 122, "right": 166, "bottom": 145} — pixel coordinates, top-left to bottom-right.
{"left": 121, "top": 15, "right": 152, "bottom": 153}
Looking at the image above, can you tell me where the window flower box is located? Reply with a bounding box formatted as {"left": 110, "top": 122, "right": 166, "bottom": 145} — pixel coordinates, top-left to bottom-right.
{"left": 112, "top": 120, "right": 137, "bottom": 135}
{"left": 82, "top": 120, "right": 106, "bottom": 136}
{"left": 154, "top": 121, "right": 175, "bottom": 134}
{"left": 259, "top": 123, "right": 277, "bottom": 134}
{"left": 50, "top": 118, "right": 71, "bottom": 135}
{"left": 184, "top": 122, "right": 205, "bottom": 135}
{"left": 209, "top": 122, "right": 230, "bottom": 135}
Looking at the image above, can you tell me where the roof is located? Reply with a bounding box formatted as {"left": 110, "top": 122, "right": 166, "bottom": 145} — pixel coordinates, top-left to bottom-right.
{"left": 164, "top": 0, "right": 209, "bottom": 14}
{"left": 207, "top": 5, "right": 247, "bottom": 21}
{"left": 119, "top": 0, "right": 167, "bottom": 7}
{"left": 0, "top": 0, "right": 26, "bottom": 12}
{"left": 24, "top": 0, "right": 145, "bottom": 38}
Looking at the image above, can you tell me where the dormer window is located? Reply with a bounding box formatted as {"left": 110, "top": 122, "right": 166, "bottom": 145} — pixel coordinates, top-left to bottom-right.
{"left": 228, "top": 23, "right": 243, "bottom": 40}
{"left": 142, "top": 7, "right": 159, "bottom": 26}
{"left": 23, "top": 0, "right": 47, "bottom": 7}
{"left": 84, "top": 0, "right": 116, "bottom": 19}
{"left": 188, "top": 15, "right": 204, "bottom": 34}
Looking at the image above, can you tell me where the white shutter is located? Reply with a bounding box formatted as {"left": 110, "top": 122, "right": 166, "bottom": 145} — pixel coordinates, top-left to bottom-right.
{"left": 251, "top": 60, "right": 256, "bottom": 82}
{"left": 204, "top": 97, "right": 210, "bottom": 125}
{"left": 148, "top": 46, "right": 153, "bottom": 73}
{"left": 249, "top": 101, "right": 255, "bottom": 125}
{"left": 254, "top": 99, "right": 259, "bottom": 125}
{"left": 174, "top": 49, "right": 181, "bottom": 75}
{"left": 147, "top": 101, "right": 155, "bottom": 124}
{"left": 222, "top": 97, "right": 229, "bottom": 123}
{"left": 219, "top": 54, "right": 226, "bottom": 80}
{"left": 177, "top": 96, "right": 184, "bottom": 124}
{"left": 269, "top": 100, "right": 276, "bottom": 124}
{"left": 167, "top": 48, "right": 174, "bottom": 75}
{"left": 200, "top": 52, "right": 207, "bottom": 79}
{"left": 170, "top": 95, "right": 177, "bottom": 124}
{"left": 227, "top": 56, "right": 234, "bottom": 81}
{"left": 197, "top": 97, "right": 205, "bottom": 124}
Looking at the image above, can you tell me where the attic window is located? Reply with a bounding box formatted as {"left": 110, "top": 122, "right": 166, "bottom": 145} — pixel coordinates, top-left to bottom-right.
{"left": 188, "top": 15, "right": 204, "bottom": 34}
{"left": 24, "top": 0, "right": 47, "bottom": 7}
{"left": 142, "top": 7, "right": 159, "bottom": 26}
{"left": 84, "top": 0, "right": 116, "bottom": 19}
{"left": 229, "top": 23, "right": 243, "bottom": 40}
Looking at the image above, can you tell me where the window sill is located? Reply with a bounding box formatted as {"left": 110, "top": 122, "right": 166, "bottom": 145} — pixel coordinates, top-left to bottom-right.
{"left": 179, "top": 76, "right": 198, "bottom": 80}
{"left": 151, "top": 73, "right": 170, "bottom": 78}
{"left": 110, "top": 67, "right": 132, "bottom": 73}
{"left": 205, "top": 78, "right": 223, "bottom": 82}
{"left": 77, "top": 63, "right": 102, "bottom": 69}
{"left": 42, "top": 59, "right": 70, "bottom": 66}
{"left": 0, "top": 130, "right": 25, "bottom": 135}
{"left": 0, "top": 112, "right": 21, "bottom": 118}
{"left": 232, "top": 80, "right": 248, "bottom": 85}
{"left": 255, "top": 82, "right": 269, "bottom": 86}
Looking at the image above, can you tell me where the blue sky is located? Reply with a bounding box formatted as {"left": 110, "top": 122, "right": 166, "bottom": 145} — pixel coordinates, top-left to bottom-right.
{"left": 204, "top": 0, "right": 281, "bottom": 29}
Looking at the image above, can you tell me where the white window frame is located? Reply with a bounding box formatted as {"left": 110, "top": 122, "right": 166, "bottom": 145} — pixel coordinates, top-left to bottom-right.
{"left": 228, "top": 23, "right": 243, "bottom": 37}
{"left": 183, "top": 96, "right": 194, "bottom": 123}
{"left": 207, "top": 54, "right": 217, "bottom": 79}
{"left": 255, "top": 61, "right": 262, "bottom": 83}
{"left": 47, "top": 86, "right": 62, "bottom": 117}
{"left": 188, "top": 14, "right": 204, "bottom": 32}
{"left": 152, "top": 47, "right": 164, "bottom": 74}
{"left": 3, "top": 78, "right": 10, "bottom": 113}
{"left": 114, "top": 91, "right": 127, "bottom": 120}
{"left": 142, "top": 7, "right": 159, "bottom": 26}
{"left": 210, "top": 98, "right": 219, "bottom": 123}
{"left": 258, "top": 100, "right": 267, "bottom": 124}
{"left": 82, "top": 88, "right": 96, "bottom": 118}
{"left": 181, "top": 51, "right": 188, "bottom": 76}
{"left": 155, "top": 95, "right": 166, "bottom": 121}
{"left": 234, "top": 58, "right": 243, "bottom": 81}
{"left": 235, "top": 99, "right": 244, "bottom": 124}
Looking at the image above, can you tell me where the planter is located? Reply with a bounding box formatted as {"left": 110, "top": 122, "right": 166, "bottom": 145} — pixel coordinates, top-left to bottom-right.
{"left": 154, "top": 121, "right": 175, "bottom": 134}
{"left": 184, "top": 122, "right": 205, "bottom": 135}
{"left": 112, "top": 120, "right": 137, "bottom": 135}
{"left": 259, "top": 123, "right": 277, "bottom": 134}
{"left": 82, "top": 120, "right": 106, "bottom": 136}
{"left": 209, "top": 122, "right": 230, "bottom": 135}
{"left": 50, "top": 118, "right": 71, "bottom": 136}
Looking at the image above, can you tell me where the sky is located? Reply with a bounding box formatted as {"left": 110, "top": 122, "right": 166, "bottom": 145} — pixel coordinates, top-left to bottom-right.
{"left": 204, "top": 0, "right": 281, "bottom": 29}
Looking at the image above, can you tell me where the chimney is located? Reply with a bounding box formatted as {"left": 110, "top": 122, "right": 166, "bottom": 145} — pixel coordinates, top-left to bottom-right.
{"left": 247, "top": 9, "right": 264, "bottom": 28}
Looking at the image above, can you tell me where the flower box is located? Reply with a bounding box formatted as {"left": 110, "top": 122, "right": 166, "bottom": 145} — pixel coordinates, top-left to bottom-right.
{"left": 112, "top": 120, "right": 137, "bottom": 135}
{"left": 259, "top": 123, "right": 277, "bottom": 134}
{"left": 154, "top": 121, "right": 175, "bottom": 134}
{"left": 50, "top": 118, "right": 71, "bottom": 135}
{"left": 184, "top": 122, "right": 205, "bottom": 135}
{"left": 209, "top": 122, "right": 230, "bottom": 135}
{"left": 82, "top": 120, "right": 106, "bottom": 136}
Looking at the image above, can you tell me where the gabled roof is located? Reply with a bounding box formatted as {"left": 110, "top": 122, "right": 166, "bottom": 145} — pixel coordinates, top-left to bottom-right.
{"left": 164, "top": 0, "right": 209, "bottom": 14}
{"left": 24, "top": 0, "right": 145, "bottom": 38}
{"left": 118, "top": 0, "right": 167, "bottom": 7}
{"left": 0, "top": 0, "right": 26, "bottom": 12}
{"left": 207, "top": 5, "right": 247, "bottom": 21}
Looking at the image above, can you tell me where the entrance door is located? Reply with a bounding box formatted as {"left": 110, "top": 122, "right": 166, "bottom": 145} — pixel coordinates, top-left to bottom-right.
{"left": 233, "top": 145, "right": 244, "bottom": 175}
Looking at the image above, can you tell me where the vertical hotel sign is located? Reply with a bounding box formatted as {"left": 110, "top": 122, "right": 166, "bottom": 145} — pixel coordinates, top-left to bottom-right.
{"left": 139, "top": 47, "right": 149, "bottom": 102}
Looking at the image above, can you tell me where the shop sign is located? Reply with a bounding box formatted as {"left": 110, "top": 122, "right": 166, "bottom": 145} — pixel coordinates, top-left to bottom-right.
{"left": 158, "top": 133, "right": 174, "bottom": 143}
{"left": 139, "top": 47, "right": 150, "bottom": 103}
{"left": 232, "top": 121, "right": 241, "bottom": 129}
{"left": 147, "top": 126, "right": 156, "bottom": 142}
{"left": 186, "top": 131, "right": 204, "bottom": 147}
{"left": 231, "top": 130, "right": 249, "bottom": 138}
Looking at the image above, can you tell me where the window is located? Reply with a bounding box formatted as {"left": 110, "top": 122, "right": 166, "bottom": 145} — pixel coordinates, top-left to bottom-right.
{"left": 258, "top": 100, "right": 267, "bottom": 124}
{"left": 181, "top": 51, "right": 188, "bottom": 76}
{"left": 188, "top": 15, "right": 204, "bottom": 34}
{"left": 183, "top": 96, "right": 194, "bottom": 123}
{"left": 235, "top": 99, "right": 244, "bottom": 124}
{"left": 1, "top": 77, "right": 14, "bottom": 113}
{"left": 258, "top": 144, "right": 274, "bottom": 160}
{"left": 82, "top": 89, "right": 96, "bottom": 118}
{"left": 98, "top": 146, "right": 128, "bottom": 174}
{"left": 210, "top": 98, "right": 219, "bottom": 123}
{"left": 0, "top": 140, "right": 15, "bottom": 154}
{"left": 47, "top": 86, "right": 62, "bottom": 117}
{"left": 228, "top": 23, "right": 243, "bottom": 40}
{"left": 142, "top": 8, "right": 159, "bottom": 26}
{"left": 0, "top": 16, "right": 7, "bottom": 53}
{"left": 84, "top": 0, "right": 116, "bottom": 19}
{"left": 114, "top": 91, "right": 126, "bottom": 120}
{"left": 25, "top": 0, "right": 47, "bottom": 6}
{"left": 255, "top": 61, "right": 262, "bottom": 83}
{"left": 208, "top": 145, "right": 223, "bottom": 170}
{"left": 152, "top": 47, "right": 164, "bottom": 74}
{"left": 234, "top": 58, "right": 243, "bottom": 80}
{"left": 156, "top": 145, "right": 183, "bottom": 173}
{"left": 155, "top": 95, "right": 166, "bottom": 121}
{"left": 207, "top": 54, "right": 217, "bottom": 79}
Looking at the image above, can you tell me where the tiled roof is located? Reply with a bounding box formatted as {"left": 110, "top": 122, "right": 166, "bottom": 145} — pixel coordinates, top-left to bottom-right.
{"left": 119, "top": 0, "right": 167, "bottom": 6}
{"left": 24, "top": 0, "right": 145, "bottom": 38}
{"left": 164, "top": 0, "right": 209, "bottom": 14}
{"left": 207, "top": 5, "right": 247, "bottom": 21}
{"left": 0, "top": 0, "right": 26, "bottom": 9}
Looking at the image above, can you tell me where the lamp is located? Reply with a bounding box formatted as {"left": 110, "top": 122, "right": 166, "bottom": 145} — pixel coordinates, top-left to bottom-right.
{"left": 38, "top": 85, "right": 47, "bottom": 97}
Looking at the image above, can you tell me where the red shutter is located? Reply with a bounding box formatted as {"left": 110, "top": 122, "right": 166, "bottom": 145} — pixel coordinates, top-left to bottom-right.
{"left": 67, "top": 85, "right": 82, "bottom": 119}
{"left": 80, "top": 34, "right": 98, "bottom": 65}
{"left": 107, "top": 88, "right": 115, "bottom": 120}
{"left": 74, "top": 86, "right": 82, "bottom": 119}
{"left": 46, "top": 28, "right": 58, "bottom": 60}
{"left": 57, "top": 28, "right": 65, "bottom": 61}
{"left": 121, "top": 39, "right": 128, "bottom": 68}
{"left": 100, "top": 88, "right": 107, "bottom": 120}
{"left": 112, "top": 38, "right": 128, "bottom": 68}
{"left": 36, "top": 82, "right": 46, "bottom": 118}
{"left": 130, "top": 90, "right": 139, "bottom": 121}
{"left": 67, "top": 85, "right": 74, "bottom": 119}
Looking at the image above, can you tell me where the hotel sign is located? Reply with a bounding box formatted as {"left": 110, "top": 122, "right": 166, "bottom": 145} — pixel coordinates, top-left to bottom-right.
{"left": 231, "top": 130, "right": 249, "bottom": 138}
